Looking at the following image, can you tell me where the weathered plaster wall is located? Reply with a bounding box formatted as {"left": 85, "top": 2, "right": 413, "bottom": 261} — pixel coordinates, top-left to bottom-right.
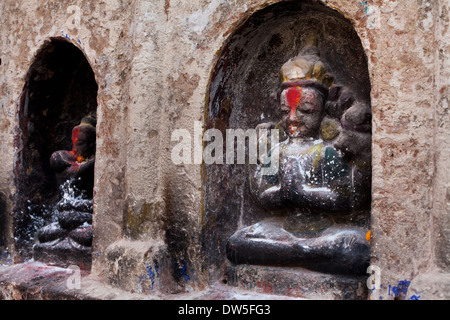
{"left": 408, "top": 0, "right": 450, "bottom": 300}
{"left": 0, "top": 0, "right": 448, "bottom": 299}
{"left": 104, "top": 0, "right": 278, "bottom": 293}
{"left": 0, "top": 0, "right": 133, "bottom": 268}
{"left": 324, "top": 0, "right": 448, "bottom": 299}
{"left": 433, "top": 0, "right": 450, "bottom": 273}
{"left": 320, "top": 0, "right": 449, "bottom": 300}
{"left": 0, "top": 1, "right": 21, "bottom": 260}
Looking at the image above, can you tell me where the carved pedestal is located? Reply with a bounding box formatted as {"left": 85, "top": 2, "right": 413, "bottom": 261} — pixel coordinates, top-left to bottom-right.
{"left": 33, "top": 197, "right": 93, "bottom": 270}
{"left": 33, "top": 239, "right": 91, "bottom": 270}
{"left": 227, "top": 264, "right": 368, "bottom": 300}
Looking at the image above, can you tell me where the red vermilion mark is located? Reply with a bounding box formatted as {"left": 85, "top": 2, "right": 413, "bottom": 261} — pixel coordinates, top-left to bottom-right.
{"left": 286, "top": 87, "right": 303, "bottom": 134}
{"left": 286, "top": 87, "right": 302, "bottom": 108}
{"left": 286, "top": 87, "right": 302, "bottom": 116}
{"left": 72, "top": 127, "right": 80, "bottom": 154}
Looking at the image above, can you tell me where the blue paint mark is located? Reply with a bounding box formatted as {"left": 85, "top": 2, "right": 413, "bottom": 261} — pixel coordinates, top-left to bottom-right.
{"left": 373, "top": 281, "right": 420, "bottom": 300}
{"left": 60, "top": 31, "right": 70, "bottom": 40}
{"left": 145, "top": 262, "right": 156, "bottom": 289}
{"left": 358, "top": 0, "right": 375, "bottom": 17}
{"left": 369, "top": 285, "right": 376, "bottom": 295}
{"left": 1, "top": 250, "right": 13, "bottom": 264}
{"left": 137, "top": 261, "right": 159, "bottom": 292}
{"left": 359, "top": 0, "right": 370, "bottom": 14}
{"left": 388, "top": 279, "right": 412, "bottom": 299}
{"left": 176, "top": 260, "right": 191, "bottom": 283}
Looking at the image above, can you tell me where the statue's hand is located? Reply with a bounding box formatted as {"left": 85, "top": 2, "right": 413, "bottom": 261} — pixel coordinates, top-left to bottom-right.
{"left": 280, "top": 154, "right": 353, "bottom": 213}
{"left": 50, "top": 150, "right": 77, "bottom": 172}
{"left": 248, "top": 162, "right": 283, "bottom": 208}
{"left": 77, "top": 156, "right": 95, "bottom": 175}
{"left": 280, "top": 157, "right": 304, "bottom": 202}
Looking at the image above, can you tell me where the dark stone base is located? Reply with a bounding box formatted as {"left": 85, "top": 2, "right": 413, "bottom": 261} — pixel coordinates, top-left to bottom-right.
{"left": 226, "top": 218, "right": 370, "bottom": 275}
{"left": 33, "top": 238, "right": 91, "bottom": 270}
{"left": 226, "top": 264, "right": 368, "bottom": 299}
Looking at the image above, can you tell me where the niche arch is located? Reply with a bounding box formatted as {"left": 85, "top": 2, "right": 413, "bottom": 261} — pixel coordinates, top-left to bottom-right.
{"left": 202, "top": 0, "right": 372, "bottom": 284}
{"left": 14, "top": 37, "right": 98, "bottom": 261}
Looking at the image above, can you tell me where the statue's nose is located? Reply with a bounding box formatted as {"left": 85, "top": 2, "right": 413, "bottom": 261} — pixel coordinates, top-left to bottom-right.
{"left": 289, "top": 108, "right": 300, "bottom": 122}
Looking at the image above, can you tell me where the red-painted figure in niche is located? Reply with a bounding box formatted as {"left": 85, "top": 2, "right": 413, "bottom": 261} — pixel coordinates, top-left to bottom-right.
{"left": 50, "top": 115, "right": 96, "bottom": 194}
{"left": 227, "top": 37, "right": 372, "bottom": 276}
{"left": 33, "top": 115, "right": 96, "bottom": 269}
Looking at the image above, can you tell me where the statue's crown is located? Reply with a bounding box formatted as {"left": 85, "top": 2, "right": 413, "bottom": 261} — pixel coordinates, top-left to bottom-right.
{"left": 80, "top": 115, "right": 96, "bottom": 128}
{"left": 280, "top": 34, "right": 334, "bottom": 90}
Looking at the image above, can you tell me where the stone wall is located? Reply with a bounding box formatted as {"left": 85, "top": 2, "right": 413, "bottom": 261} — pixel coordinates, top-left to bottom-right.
{"left": 0, "top": 0, "right": 448, "bottom": 299}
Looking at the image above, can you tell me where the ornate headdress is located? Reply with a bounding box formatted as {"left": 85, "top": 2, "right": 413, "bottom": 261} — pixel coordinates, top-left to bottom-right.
{"left": 80, "top": 114, "right": 96, "bottom": 128}
{"left": 280, "top": 34, "right": 334, "bottom": 100}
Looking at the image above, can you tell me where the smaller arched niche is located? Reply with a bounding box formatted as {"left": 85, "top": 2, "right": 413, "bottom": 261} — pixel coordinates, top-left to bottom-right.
{"left": 14, "top": 38, "right": 98, "bottom": 268}
{"left": 203, "top": 0, "right": 372, "bottom": 290}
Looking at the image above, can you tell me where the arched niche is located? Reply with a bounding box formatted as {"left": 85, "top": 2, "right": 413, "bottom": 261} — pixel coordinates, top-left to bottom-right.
{"left": 203, "top": 0, "right": 371, "bottom": 285}
{"left": 14, "top": 38, "right": 98, "bottom": 262}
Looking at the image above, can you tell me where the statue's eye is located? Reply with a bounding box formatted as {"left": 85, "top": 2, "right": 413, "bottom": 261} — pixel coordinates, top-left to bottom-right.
{"left": 300, "top": 103, "right": 315, "bottom": 114}
{"left": 280, "top": 104, "right": 290, "bottom": 113}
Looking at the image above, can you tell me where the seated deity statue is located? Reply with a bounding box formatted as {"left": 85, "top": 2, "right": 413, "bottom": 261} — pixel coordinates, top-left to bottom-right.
{"left": 50, "top": 115, "right": 96, "bottom": 197}
{"left": 226, "top": 40, "right": 372, "bottom": 275}
{"left": 34, "top": 115, "right": 96, "bottom": 262}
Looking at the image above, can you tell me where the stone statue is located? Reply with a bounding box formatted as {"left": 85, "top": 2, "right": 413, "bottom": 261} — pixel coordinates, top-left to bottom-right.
{"left": 50, "top": 115, "right": 96, "bottom": 196}
{"left": 33, "top": 115, "right": 96, "bottom": 268}
{"left": 226, "top": 39, "right": 371, "bottom": 275}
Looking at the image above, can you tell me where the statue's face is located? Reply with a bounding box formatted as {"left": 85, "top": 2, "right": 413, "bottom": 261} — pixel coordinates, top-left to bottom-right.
{"left": 72, "top": 125, "right": 95, "bottom": 158}
{"left": 280, "top": 87, "right": 324, "bottom": 138}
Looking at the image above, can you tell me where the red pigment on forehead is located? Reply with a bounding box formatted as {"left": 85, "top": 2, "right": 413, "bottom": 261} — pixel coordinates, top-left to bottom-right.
{"left": 286, "top": 87, "right": 302, "bottom": 109}
{"left": 286, "top": 87, "right": 303, "bottom": 123}
{"left": 285, "top": 87, "right": 303, "bottom": 135}
{"left": 72, "top": 127, "right": 80, "bottom": 153}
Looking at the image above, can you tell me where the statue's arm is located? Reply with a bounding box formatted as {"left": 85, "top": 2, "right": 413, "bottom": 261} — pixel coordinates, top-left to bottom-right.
{"left": 50, "top": 150, "right": 77, "bottom": 172}
{"left": 74, "top": 156, "right": 95, "bottom": 178}
{"left": 248, "top": 121, "right": 284, "bottom": 208}
{"left": 248, "top": 164, "right": 283, "bottom": 207}
{"left": 291, "top": 184, "right": 352, "bottom": 213}
{"left": 280, "top": 155, "right": 353, "bottom": 213}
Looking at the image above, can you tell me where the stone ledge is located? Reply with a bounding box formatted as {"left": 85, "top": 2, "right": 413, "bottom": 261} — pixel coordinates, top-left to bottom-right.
{"left": 102, "top": 239, "right": 176, "bottom": 295}
{"left": 408, "top": 271, "right": 450, "bottom": 300}
{"left": 0, "top": 261, "right": 302, "bottom": 300}
{"left": 227, "top": 264, "right": 368, "bottom": 300}
{"left": 0, "top": 261, "right": 146, "bottom": 300}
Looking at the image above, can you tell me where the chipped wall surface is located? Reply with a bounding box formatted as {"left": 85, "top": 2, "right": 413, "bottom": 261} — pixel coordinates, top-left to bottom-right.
{"left": 0, "top": 0, "right": 449, "bottom": 299}
{"left": 0, "top": 0, "right": 135, "bottom": 272}
{"left": 433, "top": 0, "right": 450, "bottom": 273}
